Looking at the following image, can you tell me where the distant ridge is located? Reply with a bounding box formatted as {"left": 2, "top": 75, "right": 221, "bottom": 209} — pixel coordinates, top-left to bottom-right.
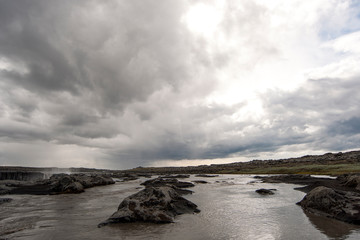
{"left": 1, "top": 150, "right": 360, "bottom": 175}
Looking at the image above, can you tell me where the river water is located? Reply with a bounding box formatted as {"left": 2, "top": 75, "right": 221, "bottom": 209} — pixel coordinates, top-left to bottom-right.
{"left": 1, "top": 175, "right": 360, "bottom": 240}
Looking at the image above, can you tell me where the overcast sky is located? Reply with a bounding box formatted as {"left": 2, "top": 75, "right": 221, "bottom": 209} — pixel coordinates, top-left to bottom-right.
{"left": 1, "top": 0, "right": 360, "bottom": 169}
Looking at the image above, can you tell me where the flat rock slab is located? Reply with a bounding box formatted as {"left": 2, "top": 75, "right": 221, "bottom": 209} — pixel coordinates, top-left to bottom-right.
{"left": 141, "top": 178, "right": 195, "bottom": 189}
{"left": 98, "top": 186, "right": 200, "bottom": 227}
{"left": 195, "top": 174, "right": 219, "bottom": 178}
{"left": 297, "top": 186, "right": 360, "bottom": 224}
{"left": 160, "top": 174, "right": 190, "bottom": 179}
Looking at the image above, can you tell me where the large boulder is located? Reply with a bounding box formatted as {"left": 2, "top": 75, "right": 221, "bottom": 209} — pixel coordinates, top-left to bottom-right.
{"left": 98, "top": 186, "right": 200, "bottom": 227}
{"left": 297, "top": 186, "right": 360, "bottom": 224}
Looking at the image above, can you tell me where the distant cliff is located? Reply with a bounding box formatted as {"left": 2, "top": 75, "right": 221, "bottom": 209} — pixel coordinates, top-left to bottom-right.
{"left": 0, "top": 171, "right": 45, "bottom": 181}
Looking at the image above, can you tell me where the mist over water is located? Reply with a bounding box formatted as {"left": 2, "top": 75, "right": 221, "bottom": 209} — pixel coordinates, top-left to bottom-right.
{"left": 1, "top": 175, "right": 360, "bottom": 240}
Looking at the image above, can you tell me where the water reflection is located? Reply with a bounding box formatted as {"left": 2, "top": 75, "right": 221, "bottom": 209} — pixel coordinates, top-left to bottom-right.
{"left": 304, "top": 211, "right": 360, "bottom": 240}
{"left": 2, "top": 175, "right": 360, "bottom": 240}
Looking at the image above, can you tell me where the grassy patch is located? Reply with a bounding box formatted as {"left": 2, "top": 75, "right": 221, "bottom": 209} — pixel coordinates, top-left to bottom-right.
{"left": 216, "top": 163, "right": 360, "bottom": 175}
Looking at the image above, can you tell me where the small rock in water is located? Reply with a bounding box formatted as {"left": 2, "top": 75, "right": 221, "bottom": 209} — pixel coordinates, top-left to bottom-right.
{"left": 195, "top": 174, "right": 219, "bottom": 178}
{"left": 255, "top": 188, "right": 276, "bottom": 195}
{"left": 160, "top": 174, "right": 190, "bottom": 179}
{"left": 192, "top": 180, "right": 208, "bottom": 184}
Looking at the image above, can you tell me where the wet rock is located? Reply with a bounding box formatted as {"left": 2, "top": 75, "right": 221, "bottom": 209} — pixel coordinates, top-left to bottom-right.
{"left": 160, "top": 174, "right": 190, "bottom": 179}
{"left": 0, "top": 198, "right": 12, "bottom": 205}
{"left": 192, "top": 180, "right": 208, "bottom": 184}
{"left": 141, "top": 178, "right": 195, "bottom": 189}
{"left": 195, "top": 174, "right": 219, "bottom": 178}
{"left": 297, "top": 186, "right": 360, "bottom": 224}
{"left": 98, "top": 186, "right": 200, "bottom": 227}
{"left": 255, "top": 188, "right": 276, "bottom": 195}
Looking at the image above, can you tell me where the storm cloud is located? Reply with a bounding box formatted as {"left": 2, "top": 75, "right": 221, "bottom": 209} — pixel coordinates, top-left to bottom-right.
{"left": 1, "top": 0, "right": 360, "bottom": 169}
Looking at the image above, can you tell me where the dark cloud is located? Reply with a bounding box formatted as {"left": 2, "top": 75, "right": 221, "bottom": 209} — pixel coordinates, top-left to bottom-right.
{"left": 0, "top": 0, "right": 359, "bottom": 168}
{"left": 332, "top": 117, "right": 360, "bottom": 135}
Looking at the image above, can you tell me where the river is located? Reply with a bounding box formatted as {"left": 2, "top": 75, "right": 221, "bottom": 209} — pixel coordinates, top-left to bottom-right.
{"left": 1, "top": 175, "right": 360, "bottom": 240}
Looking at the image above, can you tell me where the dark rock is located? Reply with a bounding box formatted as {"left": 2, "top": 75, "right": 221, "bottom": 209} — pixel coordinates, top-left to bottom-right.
{"left": 0, "top": 198, "right": 12, "bottom": 205}
{"left": 338, "top": 174, "right": 360, "bottom": 190}
{"left": 195, "top": 174, "right": 219, "bottom": 178}
{"left": 98, "top": 186, "right": 200, "bottom": 227}
{"left": 141, "top": 178, "right": 195, "bottom": 189}
{"left": 67, "top": 174, "right": 115, "bottom": 188}
{"left": 297, "top": 186, "right": 360, "bottom": 224}
{"left": 258, "top": 174, "right": 313, "bottom": 184}
{"left": 256, "top": 188, "right": 276, "bottom": 195}
{"left": 49, "top": 174, "right": 85, "bottom": 193}
{"left": 160, "top": 174, "right": 190, "bottom": 179}
{"left": 192, "top": 180, "right": 208, "bottom": 184}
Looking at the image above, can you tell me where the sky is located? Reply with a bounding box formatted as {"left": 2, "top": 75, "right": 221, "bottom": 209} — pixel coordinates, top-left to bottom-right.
{"left": 1, "top": 0, "right": 360, "bottom": 169}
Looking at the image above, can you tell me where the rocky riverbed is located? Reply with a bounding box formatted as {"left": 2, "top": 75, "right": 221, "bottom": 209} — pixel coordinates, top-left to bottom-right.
{"left": 256, "top": 174, "right": 360, "bottom": 225}
{"left": 2, "top": 174, "right": 360, "bottom": 240}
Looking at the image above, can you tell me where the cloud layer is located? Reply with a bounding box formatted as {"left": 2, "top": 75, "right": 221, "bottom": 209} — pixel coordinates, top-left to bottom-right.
{"left": 1, "top": 0, "right": 360, "bottom": 169}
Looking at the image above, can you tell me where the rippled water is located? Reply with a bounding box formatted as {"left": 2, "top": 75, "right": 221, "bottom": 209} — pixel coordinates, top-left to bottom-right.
{"left": 1, "top": 175, "right": 360, "bottom": 240}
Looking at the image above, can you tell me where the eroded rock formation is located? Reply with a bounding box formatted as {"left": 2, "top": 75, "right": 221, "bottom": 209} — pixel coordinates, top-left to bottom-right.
{"left": 297, "top": 186, "right": 360, "bottom": 224}
{"left": 98, "top": 186, "right": 200, "bottom": 227}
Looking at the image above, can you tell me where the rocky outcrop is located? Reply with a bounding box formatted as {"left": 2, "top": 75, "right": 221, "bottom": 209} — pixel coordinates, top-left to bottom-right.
{"left": 297, "top": 186, "right": 360, "bottom": 224}
{"left": 1, "top": 174, "right": 114, "bottom": 195}
{"left": 98, "top": 186, "right": 200, "bottom": 227}
{"left": 64, "top": 174, "right": 115, "bottom": 188}
{"left": 256, "top": 188, "right": 276, "bottom": 195}
{"left": 338, "top": 174, "right": 360, "bottom": 190}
